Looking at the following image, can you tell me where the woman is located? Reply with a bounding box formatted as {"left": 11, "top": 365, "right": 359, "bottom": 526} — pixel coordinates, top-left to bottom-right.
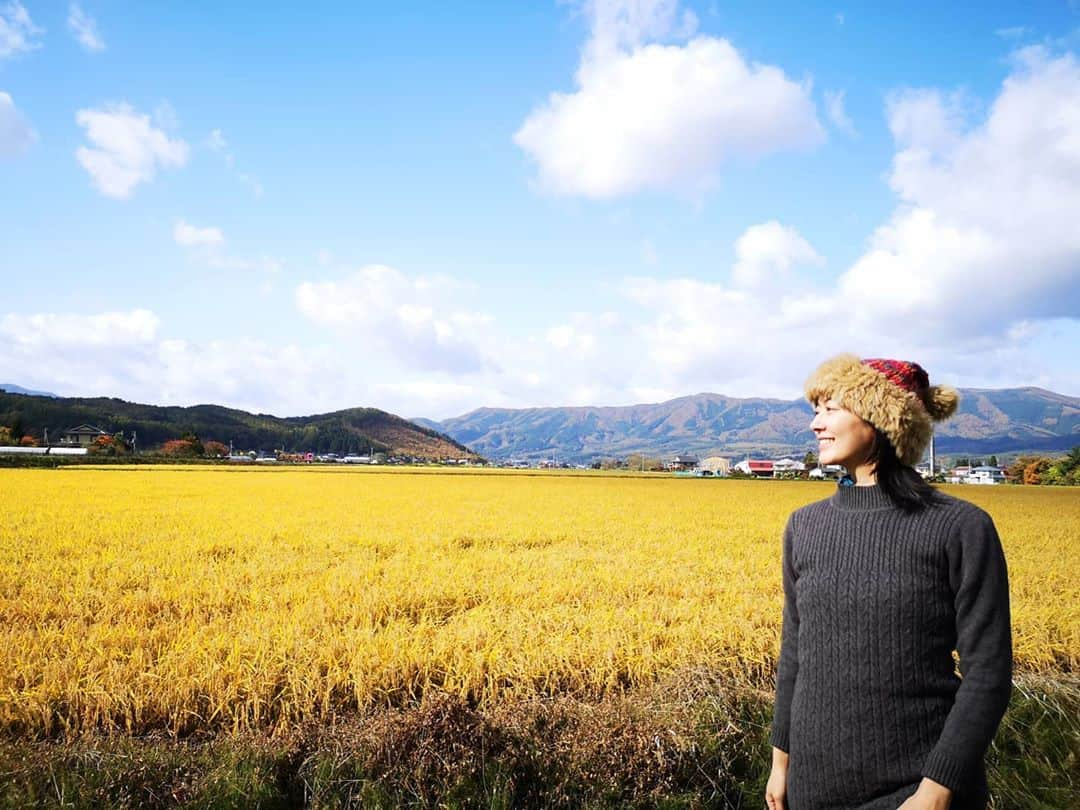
{"left": 765, "top": 355, "right": 1013, "bottom": 810}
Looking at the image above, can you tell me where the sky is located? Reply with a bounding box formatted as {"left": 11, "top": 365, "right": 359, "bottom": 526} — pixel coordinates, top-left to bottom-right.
{"left": 2, "top": 1, "right": 1079, "bottom": 420}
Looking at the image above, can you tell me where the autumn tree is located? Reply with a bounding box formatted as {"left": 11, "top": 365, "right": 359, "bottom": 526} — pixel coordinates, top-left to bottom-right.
{"left": 1023, "top": 457, "right": 1052, "bottom": 485}
{"left": 202, "top": 440, "right": 229, "bottom": 458}
{"left": 161, "top": 439, "right": 201, "bottom": 457}
{"left": 89, "top": 435, "right": 130, "bottom": 456}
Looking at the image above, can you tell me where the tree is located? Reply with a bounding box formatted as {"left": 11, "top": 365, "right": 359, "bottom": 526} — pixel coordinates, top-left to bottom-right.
{"left": 202, "top": 440, "right": 229, "bottom": 458}
{"left": 0, "top": 426, "right": 12, "bottom": 445}
{"left": 1060, "top": 446, "right": 1080, "bottom": 476}
{"left": 1022, "top": 457, "right": 1052, "bottom": 485}
{"left": 803, "top": 450, "right": 818, "bottom": 468}
{"left": 179, "top": 431, "right": 204, "bottom": 457}
{"left": 89, "top": 434, "right": 129, "bottom": 456}
{"left": 625, "top": 453, "right": 663, "bottom": 471}
{"left": 955, "top": 457, "right": 970, "bottom": 468}
{"left": 1046, "top": 446, "right": 1080, "bottom": 486}
{"left": 161, "top": 438, "right": 201, "bottom": 458}
{"left": 989, "top": 455, "right": 999, "bottom": 467}
{"left": 19, "top": 435, "right": 39, "bottom": 447}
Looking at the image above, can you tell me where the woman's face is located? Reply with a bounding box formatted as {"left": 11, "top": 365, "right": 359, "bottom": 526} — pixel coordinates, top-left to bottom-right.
{"left": 810, "top": 398, "right": 877, "bottom": 470}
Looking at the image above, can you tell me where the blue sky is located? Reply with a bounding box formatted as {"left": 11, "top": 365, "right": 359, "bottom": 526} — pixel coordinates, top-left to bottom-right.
{"left": 2, "top": 1, "right": 1079, "bottom": 418}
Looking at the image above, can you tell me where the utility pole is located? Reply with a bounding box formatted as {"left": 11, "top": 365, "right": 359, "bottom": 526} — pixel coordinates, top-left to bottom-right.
{"left": 929, "top": 432, "right": 936, "bottom": 476}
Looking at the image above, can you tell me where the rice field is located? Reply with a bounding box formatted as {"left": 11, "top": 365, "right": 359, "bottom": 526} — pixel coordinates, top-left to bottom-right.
{"left": 1, "top": 466, "right": 1076, "bottom": 739}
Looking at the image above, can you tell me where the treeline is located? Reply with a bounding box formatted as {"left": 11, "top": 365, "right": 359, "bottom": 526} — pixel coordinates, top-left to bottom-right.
{"left": 1005, "top": 448, "right": 1080, "bottom": 485}
{"left": 0, "top": 391, "right": 466, "bottom": 457}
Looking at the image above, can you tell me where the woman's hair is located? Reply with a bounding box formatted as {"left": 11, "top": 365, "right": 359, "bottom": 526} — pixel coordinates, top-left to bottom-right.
{"left": 866, "top": 428, "right": 940, "bottom": 513}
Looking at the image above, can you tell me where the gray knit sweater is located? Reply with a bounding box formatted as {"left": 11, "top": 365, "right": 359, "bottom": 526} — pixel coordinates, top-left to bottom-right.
{"left": 769, "top": 484, "right": 1013, "bottom": 810}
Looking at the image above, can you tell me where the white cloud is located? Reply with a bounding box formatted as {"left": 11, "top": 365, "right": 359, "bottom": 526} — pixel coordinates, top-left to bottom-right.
{"left": 172, "top": 219, "right": 281, "bottom": 284}
{"left": 731, "top": 220, "right": 823, "bottom": 290}
{"left": 152, "top": 101, "right": 179, "bottom": 132}
{"left": 1, "top": 309, "right": 159, "bottom": 348}
{"left": 823, "top": 88, "right": 856, "bottom": 136}
{"left": 75, "top": 102, "right": 189, "bottom": 198}
{"left": 8, "top": 50, "right": 1080, "bottom": 419}
{"left": 0, "top": 91, "right": 35, "bottom": 157}
{"left": 576, "top": 48, "right": 1080, "bottom": 397}
{"left": 0, "top": 308, "right": 342, "bottom": 416}
{"left": 0, "top": 2, "right": 40, "bottom": 60}
{"left": 68, "top": 3, "right": 104, "bottom": 53}
{"left": 296, "top": 265, "right": 493, "bottom": 374}
{"left": 545, "top": 317, "right": 600, "bottom": 357}
{"left": 583, "top": 0, "right": 697, "bottom": 62}
{"left": 995, "top": 26, "right": 1028, "bottom": 40}
{"left": 842, "top": 47, "right": 1080, "bottom": 334}
{"left": 514, "top": 0, "right": 823, "bottom": 198}
{"left": 205, "top": 127, "right": 264, "bottom": 198}
{"left": 206, "top": 128, "right": 228, "bottom": 154}
{"left": 173, "top": 219, "right": 224, "bottom": 248}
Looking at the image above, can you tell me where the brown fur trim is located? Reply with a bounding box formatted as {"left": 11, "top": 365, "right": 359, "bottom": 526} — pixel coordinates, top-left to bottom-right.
{"left": 921, "top": 385, "right": 960, "bottom": 420}
{"left": 804, "top": 353, "right": 934, "bottom": 466}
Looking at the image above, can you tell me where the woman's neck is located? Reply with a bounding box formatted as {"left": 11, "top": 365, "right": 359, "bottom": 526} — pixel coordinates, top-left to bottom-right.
{"left": 849, "top": 462, "right": 878, "bottom": 486}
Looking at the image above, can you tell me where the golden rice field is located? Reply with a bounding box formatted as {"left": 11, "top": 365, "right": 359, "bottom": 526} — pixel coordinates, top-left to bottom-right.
{"left": 1, "top": 467, "right": 1077, "bottom": 739}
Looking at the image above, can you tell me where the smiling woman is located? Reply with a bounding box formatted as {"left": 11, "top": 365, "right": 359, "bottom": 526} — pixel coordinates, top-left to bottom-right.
{"left": 766, "top": 354, "right": 1013, "bottom": 810}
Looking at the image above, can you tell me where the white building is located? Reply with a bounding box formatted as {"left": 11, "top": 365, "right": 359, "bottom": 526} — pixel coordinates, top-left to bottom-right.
{"left": 772, "top": 458, "right": 806, "bottom": 477}
{"left": 699, "top": 456, "right": 731, "bottom": 476}
{"left": 966, "top": 466, "right": 1007, "bottom": 485}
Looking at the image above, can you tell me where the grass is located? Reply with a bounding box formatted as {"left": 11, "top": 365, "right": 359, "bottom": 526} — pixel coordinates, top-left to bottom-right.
{"left": 0, "top": 671, "right": 1074, "bottom": 809}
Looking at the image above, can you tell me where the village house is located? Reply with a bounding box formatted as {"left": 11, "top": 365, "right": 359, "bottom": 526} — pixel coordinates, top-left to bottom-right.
{"left": 965, "top": 465, "right": 1007, "bottom": 485}
{"left": 60, "top": 424, "right": 109, "bottom": 447}
{"left": 670, "top": 454, "right": 699, "bottom": 471}
{"left": 733, "top": 459, "right": 774, "bottom": 478}
{"left": 771, "top": 458, "right": 806, "bottom": 478}
{"left": 946, "top": 465, "right": 972, "bottom": 484}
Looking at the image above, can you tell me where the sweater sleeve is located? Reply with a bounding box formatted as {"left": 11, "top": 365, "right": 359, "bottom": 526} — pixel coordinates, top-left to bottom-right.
{"left": 769, "top": 514, "right": 799, "bottom": 753}
{"left": 920, "top": 507, "right": 1013, "bottom": 792}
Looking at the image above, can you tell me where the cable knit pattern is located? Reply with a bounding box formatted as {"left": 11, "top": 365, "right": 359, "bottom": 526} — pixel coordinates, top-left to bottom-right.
{"left": 769, "top": 484, "right": 1013, "bottom": 809}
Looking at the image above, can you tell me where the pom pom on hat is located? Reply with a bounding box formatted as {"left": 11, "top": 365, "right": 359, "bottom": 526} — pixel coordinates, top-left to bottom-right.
{"left": 921, "top": 384, "right": 960, "bottom": 421}
{"left": 804, "top": 353, "right": 960, "bottom": 466}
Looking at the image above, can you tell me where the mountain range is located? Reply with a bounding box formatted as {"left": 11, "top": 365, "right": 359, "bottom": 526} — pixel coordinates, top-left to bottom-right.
{"left": 0, "top": 391, "right": 474, "bottom": 459}
{"left": 415, "top": 387, "right": 1080, "bottom": 463}
{"left": 2, "top": 385, "right": 1076, "bottom": 464}
{"left": 0, "top": 383, "right": 57, "bottom": 398}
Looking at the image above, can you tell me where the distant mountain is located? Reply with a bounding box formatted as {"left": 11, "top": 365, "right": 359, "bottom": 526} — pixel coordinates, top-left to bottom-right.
{"left": 409, "top": 417, "right": 445, "bottom": 433}
{"left": 419, "top": 387, "right": 1079, "bottom": 463}
{"left": 0, "top": 392, "right": 477, "bottom": 459}
{"left": 0, "top": 383, "right": 57, "bottom": 397}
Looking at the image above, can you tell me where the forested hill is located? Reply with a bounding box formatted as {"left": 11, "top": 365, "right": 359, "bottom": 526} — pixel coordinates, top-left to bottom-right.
{"left": 419, "top": 387, "right": 1080, "bottom": 463}
{"left": 0, "top": 392, "right": 476, "bottom": 459}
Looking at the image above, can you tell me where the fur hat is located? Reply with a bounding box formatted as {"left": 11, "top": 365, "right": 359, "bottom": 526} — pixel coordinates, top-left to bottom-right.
{"left": 804, "top": 354, "right": 960, "bottom": 466}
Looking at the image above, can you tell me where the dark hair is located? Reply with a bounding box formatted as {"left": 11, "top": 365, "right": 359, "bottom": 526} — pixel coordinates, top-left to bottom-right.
{"left": 867, "top": 428, "right": 939, "bottom": 513}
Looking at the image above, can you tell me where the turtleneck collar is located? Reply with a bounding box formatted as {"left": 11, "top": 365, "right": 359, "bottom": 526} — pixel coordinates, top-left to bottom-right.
{"left": 829, "top": 482, "right": 897, "bottom": 512}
